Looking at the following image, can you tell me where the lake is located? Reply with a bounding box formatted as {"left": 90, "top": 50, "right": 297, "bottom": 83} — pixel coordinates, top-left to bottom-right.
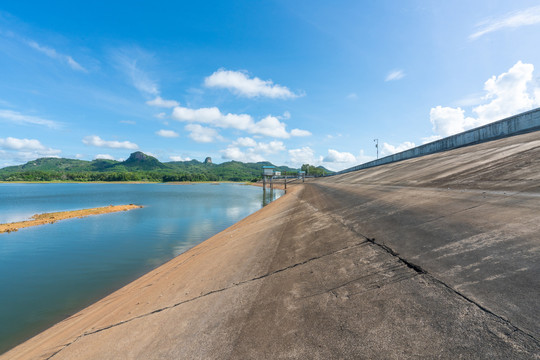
{"left": 0, "top": 183, "right": 283, "bottom": 354}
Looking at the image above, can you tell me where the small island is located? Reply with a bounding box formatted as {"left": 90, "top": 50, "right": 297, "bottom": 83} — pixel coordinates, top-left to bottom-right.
{"left": 0, "top": 204, "right": 143, "bottom": 233}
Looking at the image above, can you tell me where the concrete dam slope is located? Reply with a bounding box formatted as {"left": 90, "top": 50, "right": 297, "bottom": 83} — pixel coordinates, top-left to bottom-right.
{"left": 3, "top": 131, "right": 540, "bottom": 359}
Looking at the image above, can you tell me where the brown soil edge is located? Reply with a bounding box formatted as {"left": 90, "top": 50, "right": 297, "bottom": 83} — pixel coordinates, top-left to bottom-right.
{"left": 249, "top": 181, "right": 286, "bottom": 190}
{"left": 0, "top": 205, "right": 143, "bottom": 234}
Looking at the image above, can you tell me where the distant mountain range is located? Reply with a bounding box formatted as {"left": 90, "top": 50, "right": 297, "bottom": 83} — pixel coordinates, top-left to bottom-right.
{"left": 0, "top": 151, "right": 332, "bottom": 182}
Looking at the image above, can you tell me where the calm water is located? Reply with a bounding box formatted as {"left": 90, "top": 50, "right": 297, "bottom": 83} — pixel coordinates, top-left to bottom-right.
{"left": 0, "top": 183, "right": 283, "bottom": 354}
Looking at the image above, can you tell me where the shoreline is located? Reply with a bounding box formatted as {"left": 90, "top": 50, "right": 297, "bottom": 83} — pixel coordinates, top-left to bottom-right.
{"left": 0, "top": 181, "right": 257, "bottom": 184}
{"left": 0, "top": 184, "right": 300, "bottom": 359}
{"left": 0, "top": 205, "right": 143, "bottom": 233}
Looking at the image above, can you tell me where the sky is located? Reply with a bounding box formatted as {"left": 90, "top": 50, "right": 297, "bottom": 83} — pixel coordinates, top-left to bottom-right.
{"left": 1, "top": 1, "right": 540, "bottom": 171}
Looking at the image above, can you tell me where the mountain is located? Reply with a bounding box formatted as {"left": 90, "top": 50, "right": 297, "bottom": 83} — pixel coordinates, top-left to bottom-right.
{"left": 117, "top": 151, "right": 168, "bottom": 171}
{"left": 0, "top": 152, "right": 324, "bottom": 182}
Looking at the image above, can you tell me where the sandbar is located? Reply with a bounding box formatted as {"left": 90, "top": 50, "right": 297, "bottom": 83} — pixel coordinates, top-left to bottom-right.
{"left": 0, "top": 204, "right": 143, "bottom": 233}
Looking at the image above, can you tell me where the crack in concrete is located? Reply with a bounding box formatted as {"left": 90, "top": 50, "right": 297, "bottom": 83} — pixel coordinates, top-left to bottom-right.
{"left": 47, "top": 240, "right": 368, "bottom": 359}
{"left": 304, "top": 184, "right": 540, "bottom": 346}
{"left": 312, "top": 190, "right": 540, "bottom": 346}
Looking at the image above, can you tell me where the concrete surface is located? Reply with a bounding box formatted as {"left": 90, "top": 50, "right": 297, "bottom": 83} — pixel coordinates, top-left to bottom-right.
{"left": 2, "top": 131, "right": 540, "bottom": 359}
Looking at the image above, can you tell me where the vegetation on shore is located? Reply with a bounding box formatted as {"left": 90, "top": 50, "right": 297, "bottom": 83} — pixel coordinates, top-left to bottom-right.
{"left": 0, "top": 151, "right": 332, "bottom": 182}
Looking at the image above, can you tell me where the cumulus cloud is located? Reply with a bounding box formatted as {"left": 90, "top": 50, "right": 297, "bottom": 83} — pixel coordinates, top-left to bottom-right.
{"left": 290, "top": 128, "right": 312, "bottom": 137}
{"left": 204, "top": 69, "right": 300, "bottom": 99}
{"left": 429, "top": 61, "right": 540, "bottom": 138}
{"left": 0, "top": 137, "right": 46, "bottom": 151}
{"left": 430, "top": 106, "right": 476, "bottom": 137}
{"left": 156, "top": 129, "right": 179, "bottom": 138}
{"left": 95, "top": 154, "right": 115, "bottom": 160}
{"left": 0, "top": 109, "right": 61, "bottom": 129}
{"left": 146, "top": 96, "right": 179, "bottom": 108}
{"left": 381, "top": 141, "right": 416, "bottom": 156}
{"left": 385, "top": 69, "right": 405, "bottom": 82}
{"left": 469, "top": 6, "right": 540, "bottom": 40}
{"left": 171, "top": 105, "right": 310, "bottom": 139}
{"left": 250, "top": 116, "right": 289, "bottom": 138}
{"left": 185, "top": 124, "right": 222, "bottom": 143}
{"left": 323, "top": 149, "right": 357, "bottom": 163}
{"left": 169, "top": 155, "right": 192, "bottom": 162}
{"left": 28, "top": 41, "right": 87, "bottom": 72}
{"left": 221, "top": 138, "right": 286, "bottom": 162}
{"left": 82, "top": 135, "right": 138, "bottom": 150}
{"left": 288, "top": 147, "right": 316, "bottom": 165}
{"left": 234, "top": 137, "right": 257, "bottom": 147}
{"left": 0, "top": 137, "right": 61, "bottom": 164}
{"left": 473, "top": 61, "right": 537, "bottom": 123}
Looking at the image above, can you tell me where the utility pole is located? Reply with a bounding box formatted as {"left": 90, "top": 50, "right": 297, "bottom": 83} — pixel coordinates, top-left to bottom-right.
{"left": 374, "top": 138, "right": 379, "bottom": 159}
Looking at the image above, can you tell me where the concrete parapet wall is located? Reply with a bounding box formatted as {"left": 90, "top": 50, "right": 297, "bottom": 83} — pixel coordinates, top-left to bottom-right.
{"left": 334, "top": 107, "right": 540, "bottom": 175}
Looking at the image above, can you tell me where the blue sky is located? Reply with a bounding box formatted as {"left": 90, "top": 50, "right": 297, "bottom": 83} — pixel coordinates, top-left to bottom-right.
{"left": 1, "top": 1, "right": 540, "bottom": 170}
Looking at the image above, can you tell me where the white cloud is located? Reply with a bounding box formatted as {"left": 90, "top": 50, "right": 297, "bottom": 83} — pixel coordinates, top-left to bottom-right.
{"left": 185, "top": 124, "right": 222, "bottom": 143}
{"left": 0, "top": 137, "right": 46, "bottom": 151}
{"left": 221, "top": 146, "right": 264, "bottom": 162}
{"left": 385, "top": 70, "right": 405, "bottom": 82}
{"left": 169, "top": 155, "right": 192, "bottom": 162}
{"left": 253, "top": 140, "right": 286, "bottom": 154}
{"left": 172, "top": 105, "right": 253, "bottom": 130}
{"left": 146, "top": 96, "right": 179, "bottom": 108}
{"left": 469, "top": 6, "right": 540, "bottom": 40}
{"left": 82, "top": 135, "right": 138, "bottom": 150}
{"left": 249, "top": 115, "right": 289, "bottom": 138}
{"left": 290, "top": 128, "right": 312, "bottom": 137}
{"left": 430, "top": 106, "right": 476, "bottom": 137}
{"left": 0, "top": 137, "right": 61, "bottom": 164}
{"left": 204, "top": 69, "right": 300, "bottom": 99}
{"left": 171, "top": 105, "right": 310, "bottom": 139}
{"left": 221, "top": 138, "right": 286, "bottom": 162}
{"left": 172, "top": 106, "right": 223, "bottom": 124}
{"left": 288, "top": 147, "right": 316, "bottom": 166}
{"left": 323, "top": 149, "right": 356, "bottom": 163}
{"left": 28, "top": 41, "right": 87, "bottom": 72}
{"left": 282, "top": 111, "right": 291, "bottom": 119}
{"left": 473, "top": 61, "right": 536, "bottom": 124}
{"left": 219, "top": 113, "right": 254, "bottom": 130}
{"left": 95, "top": 154, "right": 115, "bottom": 160}
{"left": 233, "top": 137, "right": 257, "bottom": 147}
{"left": 346, "top": 93, "right": 358, "bottom": 100}
{"left": 429, "top": 61, "right": 540, "bottom": 138}
{"left": 381, "top": 141, "right": 415, "bottom": 156}
{"left": 154, "top": 112, "right": 167, "bottom": 119}
{"left": 0, "top": 109, "right": 61, "bottom": 129}
{"left": 156, "top": 129, "right": 179, "bottom": 138}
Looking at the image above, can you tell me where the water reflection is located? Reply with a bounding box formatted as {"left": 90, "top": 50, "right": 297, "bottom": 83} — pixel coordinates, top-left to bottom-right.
{"left": 262, "top": 188, "right": 283, "bottom": 207}
{"left": 0, "top": 183, "right": 283, "bottom": 354}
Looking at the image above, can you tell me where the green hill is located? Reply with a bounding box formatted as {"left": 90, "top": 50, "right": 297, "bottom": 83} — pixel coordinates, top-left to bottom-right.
{"left": 0, "top": 152, "right": 327, "bottom": 182}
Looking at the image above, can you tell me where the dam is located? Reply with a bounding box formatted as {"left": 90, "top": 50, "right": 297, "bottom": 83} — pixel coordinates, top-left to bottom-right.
{"left": 3, "top": 115, "right": 540, "bottom": 358}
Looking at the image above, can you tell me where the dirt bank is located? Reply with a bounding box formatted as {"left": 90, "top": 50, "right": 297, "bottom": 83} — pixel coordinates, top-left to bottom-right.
{"left": 0, "top": 205, "right": 143, "bottom": 234}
